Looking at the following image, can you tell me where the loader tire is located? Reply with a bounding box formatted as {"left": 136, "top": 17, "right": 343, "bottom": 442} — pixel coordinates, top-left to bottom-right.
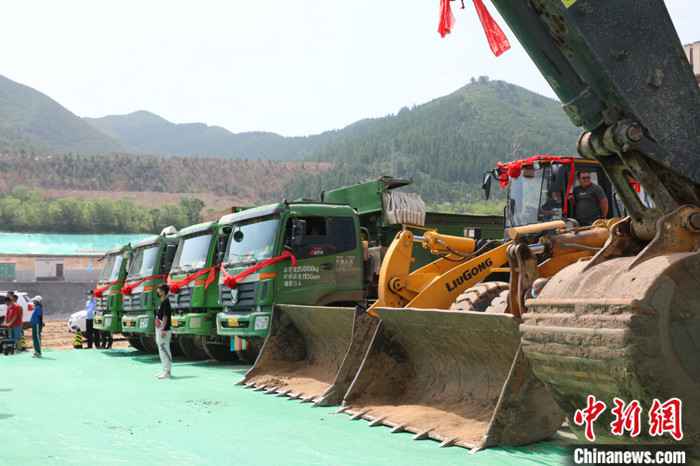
{"left": 484, "top": 289, "right": 509, "bottom": 314}
{"left": 450, "top": 281, "right": 509, "bottom": 313}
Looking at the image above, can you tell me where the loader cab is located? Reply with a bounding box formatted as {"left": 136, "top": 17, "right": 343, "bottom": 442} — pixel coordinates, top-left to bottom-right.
{"left": 491, "top": 156, "right": 621, "bottom": 229}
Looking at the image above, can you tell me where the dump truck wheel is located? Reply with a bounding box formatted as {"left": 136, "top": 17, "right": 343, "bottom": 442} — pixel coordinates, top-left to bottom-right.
{"left": 484, "top": 289, "right": 509, "bottom": 314}
{"left": 203, "top": 342, "right": 237, "bottom": 362}
{"left": 450, "top": 281, "right": 509, "bottom": 313}
{"left": 176, "top": 336, "right": 208, "bottom": 360}
{"left": 139, "top": 335, "right": 158, "bottom": 354}
{"left": 236, "top": 338, "right": 262, "bottom": 364}
{"left": 127, "top": 336, "right": 145, "bottom": 352}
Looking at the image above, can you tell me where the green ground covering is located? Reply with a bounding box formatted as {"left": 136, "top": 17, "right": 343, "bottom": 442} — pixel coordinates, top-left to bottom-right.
{"left": 0, "top": 349, "right": 569, "bottom": 466}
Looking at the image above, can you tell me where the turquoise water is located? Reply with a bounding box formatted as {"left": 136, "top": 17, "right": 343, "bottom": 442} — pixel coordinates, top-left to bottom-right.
{"left": 0, "top": 232, "right": 154, "bottom": 255}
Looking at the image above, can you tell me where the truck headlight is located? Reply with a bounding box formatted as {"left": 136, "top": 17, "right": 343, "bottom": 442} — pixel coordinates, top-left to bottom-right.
{"left": 254, "top": 316, "right": 269, "bottom": 331}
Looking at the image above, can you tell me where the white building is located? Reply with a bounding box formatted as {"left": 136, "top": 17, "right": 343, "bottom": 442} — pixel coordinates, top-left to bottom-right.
{"left": 684, "top": 41, "right": 700, "bottom": 85}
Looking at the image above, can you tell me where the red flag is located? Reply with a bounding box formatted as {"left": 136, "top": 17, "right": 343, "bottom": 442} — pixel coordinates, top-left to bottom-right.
{"left": 472, "top": 0, "right": 510, "bottom": 56}
{"left": 438, "top": 0, "right": 455, "bottom": 38}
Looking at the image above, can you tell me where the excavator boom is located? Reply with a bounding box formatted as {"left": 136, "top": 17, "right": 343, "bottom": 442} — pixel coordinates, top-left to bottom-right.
{"left": 490, "top": 0, "right": 700, "bottom": 237}
{"left": 486, "top": 0, "right": 700, "bottom": 445}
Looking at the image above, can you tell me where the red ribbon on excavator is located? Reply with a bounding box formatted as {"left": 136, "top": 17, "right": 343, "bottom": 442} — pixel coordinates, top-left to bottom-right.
{"left": 121, "top": 274, "right": 166, "bottom": 295}
{"left": 167, "top": 266, "right": 218, "bottom": 294}
{"left": 220, "top": 250, "right": 298, "bottom": 289}
{"left": 438, "top": 0, "right": 511, "bottom": 57}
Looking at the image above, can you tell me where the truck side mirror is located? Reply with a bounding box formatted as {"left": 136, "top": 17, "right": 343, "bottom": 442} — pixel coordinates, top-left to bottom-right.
{"left": 482, "top": 173, "right": 493, "bottom": 200}
{"left": 216, "top": 232, "right": 230, "bottom": 265}
{"left": 162, "top": 244, "right": 177, "bottom": 272}
{"left": 290, "top": 218, "right": 307, "bottom": 247}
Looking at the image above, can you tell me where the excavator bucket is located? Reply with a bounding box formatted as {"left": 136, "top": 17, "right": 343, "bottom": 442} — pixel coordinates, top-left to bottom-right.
{"left": 340, "top": 307, "right": 563, "bottom": 450}
{"left": 240, "top": 304, "right": 379, "bottom": 405}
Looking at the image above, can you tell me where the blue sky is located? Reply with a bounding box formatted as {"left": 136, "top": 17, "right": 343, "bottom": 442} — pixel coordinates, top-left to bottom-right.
{"left": 1, "top": 0, "right": 697, "bottom": 136}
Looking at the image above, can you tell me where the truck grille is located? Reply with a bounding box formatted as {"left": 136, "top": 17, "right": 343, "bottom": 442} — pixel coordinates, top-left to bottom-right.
{"left": 169, "top": 287, "right": 192, "bottom": 309}
{"left": 220, "top": 282, "right": 257, "bottom": 309}
{"left": 123, "top": 293, "right": 143, "bottom": 311}
{"left": 96, "top": 297, "right": 107, "bottom": 311}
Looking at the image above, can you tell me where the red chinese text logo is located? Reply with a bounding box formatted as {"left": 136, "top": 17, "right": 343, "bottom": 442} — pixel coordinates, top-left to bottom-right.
{"left": 573, "top": 395, "right": 683, "bottom": 442}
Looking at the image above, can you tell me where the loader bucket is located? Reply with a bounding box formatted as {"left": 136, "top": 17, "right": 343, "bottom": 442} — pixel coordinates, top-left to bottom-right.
{"left": 241, "top": 305, "right": 379, "bottom": 405}
{"left": 340, "top": 308, "right": 564, "bottom": 450}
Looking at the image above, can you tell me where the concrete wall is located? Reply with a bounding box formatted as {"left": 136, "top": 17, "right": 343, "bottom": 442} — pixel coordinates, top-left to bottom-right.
{"left": 0, "top": 282, "right": 93, "bottom": 320}
{"left": 0, "top": 255, "right": 101, "bottom": 282}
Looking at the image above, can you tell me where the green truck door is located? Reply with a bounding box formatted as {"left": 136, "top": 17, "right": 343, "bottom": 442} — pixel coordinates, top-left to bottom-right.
{"left": 279, "top": 216, "right": 361, "bottom": 305}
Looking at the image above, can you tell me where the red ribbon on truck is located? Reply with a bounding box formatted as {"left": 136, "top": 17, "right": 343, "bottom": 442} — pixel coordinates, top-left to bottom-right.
{"left": 220, "top": 250, "right": 298, "bottom": 289}
{"left": 121, "top": 274, "right": 166, "bottom": 295}
{"left": 94, "top": 280, "right": 119, "bottom": 298}
{"left": 167, "top": 266, "right": 218, "bottom": 294}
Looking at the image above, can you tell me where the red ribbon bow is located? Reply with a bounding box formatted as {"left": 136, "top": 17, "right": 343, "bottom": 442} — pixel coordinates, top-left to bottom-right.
{"left": 167, "top": 266, "right": 218, "bottom": 294}
{"left": 121, "top": 274, "right": 166, "bottom": 295}
{"left": 496, "top": 155, "right": 577, "bottom": 216}
{"left": 94, "top": 280, "right": 118, "bottom": 298}
{"left": 220, "top": 250, "right": 298, "bottom": 289}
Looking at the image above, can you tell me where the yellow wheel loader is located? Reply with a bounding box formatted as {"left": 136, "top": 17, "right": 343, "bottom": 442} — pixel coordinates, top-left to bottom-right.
{"left": 242, "top": 155, "right": 624, "bottom": 449}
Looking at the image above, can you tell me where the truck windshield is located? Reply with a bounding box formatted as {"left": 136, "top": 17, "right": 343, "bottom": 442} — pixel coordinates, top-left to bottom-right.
{"left": 108, "top": 255, "right": 124, "bottom": 282}
{"left": 507, "top": 167, "right": 550, "bottom": 228}
{"left": 99, "top": 255, "right": 116, "bottom": 282}
{"left": 128, "top": 245, "right": 159, "bottom": 278}
{"left": 226, "top": 216, "right": 280, "bottom": 266}
{"left": 172, "top": 233, "right": 212, "bottom": 272}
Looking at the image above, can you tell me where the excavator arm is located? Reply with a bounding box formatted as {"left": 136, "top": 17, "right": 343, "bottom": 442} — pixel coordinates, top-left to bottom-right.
{"left": 489, "top": 0, "right": 700, "bottom": 238}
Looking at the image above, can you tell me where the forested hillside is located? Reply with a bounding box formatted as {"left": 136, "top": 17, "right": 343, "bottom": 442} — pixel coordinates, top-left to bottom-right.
{"left": 0, "top": 153, "right": 329, "bottom": 199}
{"left": 0, "top": 75, "right": 124, "bottom": 154}
{"left": 284, "top": 79, "right": 578, "bottom": 205}
{"left": 85, "top": 111, "right": 332, "bottom": 160}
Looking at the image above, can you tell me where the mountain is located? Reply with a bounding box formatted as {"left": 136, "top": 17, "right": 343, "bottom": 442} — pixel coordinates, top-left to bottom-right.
{"left": 283, "top": 78, "right": 579, "bottom": 204}
{"left": 0, "top": 74, "right": 124, "bottom": 154}
{"left": 84, "top": 111, "right": 329, "bottom": 160}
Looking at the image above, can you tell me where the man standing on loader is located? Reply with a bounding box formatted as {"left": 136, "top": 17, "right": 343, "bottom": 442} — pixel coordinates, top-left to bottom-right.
{"left": 571, "top": 171, "right": 608, "bottom": 226}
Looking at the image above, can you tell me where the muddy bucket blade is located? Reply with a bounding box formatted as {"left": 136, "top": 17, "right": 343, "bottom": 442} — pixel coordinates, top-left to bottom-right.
{"left": 341, "top": 308, "right": 564, "bottom": 450}
{"left": 242, "top": 305, "right": 377, "bottom": 405}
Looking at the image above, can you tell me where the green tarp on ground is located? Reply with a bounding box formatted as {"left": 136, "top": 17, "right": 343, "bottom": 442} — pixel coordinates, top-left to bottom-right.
{"left": 0, "top": 232, "right": 154, "bottom": 256}
{"left": 0, "top": 349, "right": 569, "bottom": 466}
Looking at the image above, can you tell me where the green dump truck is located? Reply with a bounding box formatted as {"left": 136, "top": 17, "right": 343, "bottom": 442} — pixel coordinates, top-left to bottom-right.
{"left": 167, "top": 221, "right": 231, "bottom": 360}
{"left": 93, "top": 244, "right": 131, "bottom": 335}
{"left": 120, "top": 228, "right": 179, "bottom": 352}
{"left": 216, "top": 177, "right": 503, "bottom": 362}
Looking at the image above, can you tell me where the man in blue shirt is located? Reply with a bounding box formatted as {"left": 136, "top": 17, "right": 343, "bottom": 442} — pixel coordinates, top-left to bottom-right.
{"left": 30, "top": 296, "right": 44, "bottom": 358}
{"left": 85, "top": 290, "right": 97, "bottom": 349}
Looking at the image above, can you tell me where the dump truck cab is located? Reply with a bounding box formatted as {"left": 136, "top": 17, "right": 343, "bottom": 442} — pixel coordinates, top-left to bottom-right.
{"left": 217, "top": 177, "right": 504, "bottom": 361}
{"left": 93, "top": 244, "right": 131, "bottom": 333}
{"left": 120, "top": 229, "right": 178, "bottom": 351}
{"left": 167, "top": 221, "right": 229, "bottom": 358}
{"left": 216, "top": 202, "right": 364, "bottom": 345}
